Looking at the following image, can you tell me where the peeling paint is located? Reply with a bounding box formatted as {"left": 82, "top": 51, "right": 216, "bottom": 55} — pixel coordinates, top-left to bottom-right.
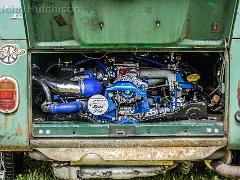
{"left": 17, "top": 123, "right": 23, "bottom": 136}
{"left": 4, "top": 114, "right": 8, "bottom": 131}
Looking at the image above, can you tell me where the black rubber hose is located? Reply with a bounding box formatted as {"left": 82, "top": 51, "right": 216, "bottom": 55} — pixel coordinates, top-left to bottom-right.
{"left": 211, "top": 161, "right": 240, "bottom": 178}
{"left": 32, "top": 76, "right": 52, "bottom": 102}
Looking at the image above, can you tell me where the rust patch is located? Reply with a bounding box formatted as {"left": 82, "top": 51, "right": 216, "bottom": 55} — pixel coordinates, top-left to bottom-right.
{"left": 53, "top": 15, "right": 67, "bottom": 27}
{"left": 17, "top": 123, "right": 23, "bottom": 136}
{"left": 0, "top": 146, "right": 32, "bottom": 151}
{"left": 4, "top": 115, "right": 8, "bottom": 131}
{"left": 37, "top": 147, "right": 223, "bottom": 162}
{"left": 31, "top": 137, "right": 227, "bottom": 148}
{"left": 211, "top": 22, "right": 222, "bottom": 33}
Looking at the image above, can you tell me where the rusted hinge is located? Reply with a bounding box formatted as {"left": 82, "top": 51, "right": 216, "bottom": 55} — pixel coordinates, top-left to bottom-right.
{"left": 224, "top": 37, "right": 230, "bottom": 49}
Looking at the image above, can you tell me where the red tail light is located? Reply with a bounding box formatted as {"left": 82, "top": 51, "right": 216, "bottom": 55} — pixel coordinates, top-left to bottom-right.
{"left": 0, "top": 77, "right": 19, "bottom": 113}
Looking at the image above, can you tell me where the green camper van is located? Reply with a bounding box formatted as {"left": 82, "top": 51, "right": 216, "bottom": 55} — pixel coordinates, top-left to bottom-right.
{"left": 0, "top": 0, "right": 240, "bottom": 179}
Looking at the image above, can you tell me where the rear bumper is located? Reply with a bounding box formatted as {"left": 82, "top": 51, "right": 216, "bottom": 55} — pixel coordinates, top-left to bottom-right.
{"left": 30, "top": 137, "right": 227, "bottom": 163}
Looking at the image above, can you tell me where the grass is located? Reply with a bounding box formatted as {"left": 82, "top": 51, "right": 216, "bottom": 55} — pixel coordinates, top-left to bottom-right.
{"left": 15, "top": 156, "right": 238, "bottom": 180}
{"left": 16, "top": 156, "right": 57, "bottom": 180}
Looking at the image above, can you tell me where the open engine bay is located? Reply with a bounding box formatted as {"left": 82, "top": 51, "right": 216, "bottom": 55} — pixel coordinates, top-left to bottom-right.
{"left": 32, "top": 52, "right": 225, "bottom": 124}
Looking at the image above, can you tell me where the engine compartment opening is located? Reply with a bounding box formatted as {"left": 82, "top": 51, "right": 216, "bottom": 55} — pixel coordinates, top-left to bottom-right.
{"left": 31, "top": 52, "right": 225, "bottom": 125}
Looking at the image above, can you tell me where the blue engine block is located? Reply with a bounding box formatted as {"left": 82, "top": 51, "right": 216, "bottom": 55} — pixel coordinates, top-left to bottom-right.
{"left": 94, "top": 81, "right": 149, "bottom": 124}
{"left": 93, "top": 72, "right": 193, "bottom": 124}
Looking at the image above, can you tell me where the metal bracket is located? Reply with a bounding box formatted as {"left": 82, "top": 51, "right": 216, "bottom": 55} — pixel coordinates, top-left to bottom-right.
{"left": 224, "top": 37, "right": 230, "bottom": 49}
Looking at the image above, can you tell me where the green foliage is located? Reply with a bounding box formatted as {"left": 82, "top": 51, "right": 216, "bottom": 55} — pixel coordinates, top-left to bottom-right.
{"left": 16, "top": 156, "right": 57, "bottom": 180}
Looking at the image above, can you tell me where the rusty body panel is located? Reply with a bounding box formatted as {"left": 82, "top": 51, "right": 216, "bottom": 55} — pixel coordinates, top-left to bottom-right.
{"left": 53, "top": 166, "right": 177, "bottom": 180}
{"left": 30, "top": 137, "right": 227, "bottom": 163}
{"left": 30, "top": 137, "right": 227, "bottom": 148}
{"left": 0, "top": 0, "right": 30, "bottom": 151}
{"left": 35, "top": 147, "right": 224, "bottom": 162}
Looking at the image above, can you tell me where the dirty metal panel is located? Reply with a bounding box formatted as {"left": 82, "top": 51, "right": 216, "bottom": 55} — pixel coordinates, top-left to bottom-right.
{"left": 0, "top": 0, "right": 25, "bottom": 39}
{"left": 0, "top": 40, "right": 30, "bottom": 151}
{"left": 35, "top": 146, "right": 224, "bottom": 162}
{"left": 21, "top": 0, "right": 238, "bottom": 50}
{"left": 53, "top": 166, "right": 176, "bottom": 180}
{"left": 233, "top": 4, "right": 240, "bottom": 38}
{"left": 70, "top": 159, "right": 175, "bottom": 166}
{"left": 229, "top": 39, "right": 240, "bottom": 149}
{"left": 33, "top": 121, "right": 224, "bottom": 138}
{"left": 30, "top": 137, "right": 227, "bottom": 148}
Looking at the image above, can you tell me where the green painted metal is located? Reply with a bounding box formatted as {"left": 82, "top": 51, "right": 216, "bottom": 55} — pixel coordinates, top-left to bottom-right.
{"left": 33, "top": 121, "right": 224, "bottom": 138}
{"left": 0, "top": 40, "right": 30, "bottom": 151}
{"left": 233, "top": 5, "right": 240, "bottom": 38}
{"left": 0, "top": 0, "right": 29, "bottom": 151}
{"left": 229, "top": 41, "right": 240, "bottom": 149}
{"left": 228, "top": 2, "right": 240, "bottom": 150}
{"left": 0, "top": 0, "right": 25, "bottom": 39}
{"left": 21, "top": 0, "right": 238, "bottom": 50}
{"left": 0, "top": 0, "right": 239, "bottom": 155}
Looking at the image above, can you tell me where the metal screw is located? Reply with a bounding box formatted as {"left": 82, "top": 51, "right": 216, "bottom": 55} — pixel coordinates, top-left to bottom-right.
{"left": 235, "top": 111, "right": 240, "bottom": 122}
{"left": 46, "top": 129, "right": 51, "bottom": 135}
{"left": 207, "top": 128, "right": 212, "bottom": 134}
{"left": 39, "top": 129, "right": 43, "bottom": 134}
{"left": 156, "top": 20, "right": 161, "bottom": 27}
{"left": 214, "top": 129, "right": 219, "bottom": 134}
{"left": 99, "top": 22, "right": 104, "bottom": 30}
